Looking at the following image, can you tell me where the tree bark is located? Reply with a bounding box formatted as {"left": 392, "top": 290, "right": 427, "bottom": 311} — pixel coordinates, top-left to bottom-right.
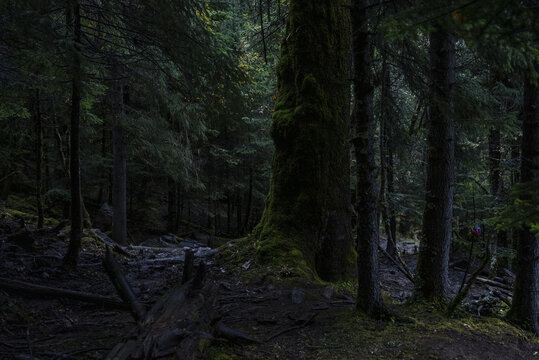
{"left": 254, "top": 0, "right": 354, "bottom": 281}
{"left": 236, "top": 191, "right": 242, "bottom": 235}
{"left": 507, "top": 64, "right": 539, "bottom": 334}
{"left": 111, "top": 61, "right": 128, "bottom": 245}
{"left": 489, "top": 129, "right": 501, "bottom": 196}
{"left": 103, "top": 247, "right": 146, "bottom": 321}
{"left": 167, "top": 177, "right": 178, "bottom": 233}
{"left": 351, "top": 0, "right": 385, "bottom": 317}
{"left": 34, "top": 89, "right": 44, "bottom": 229}
{"left": 380, "top": 57, "right": 398, "bottom": 259}
{"left": 488, "top": 128, "right": 508, "bottom": 275}
{"left": 242, "top": 166, "right": 253, "bottom": 233}
{"left": 414, "top": 26, "right": 456, "bottom": 300}
{"left": 259, "top": 0, "right": 267, "bottom": 64}
{"left": 98, "top": 118, "right": 107, "bottom": 205}
{"left": 64, "top": 0, "right": 83, "bottom": 266}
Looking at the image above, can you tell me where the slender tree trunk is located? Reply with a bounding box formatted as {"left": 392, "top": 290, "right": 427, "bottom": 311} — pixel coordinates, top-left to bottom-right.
{"left": 489, "top": 129, "right": 501, "bottom": 196}
{"left": 254, "top": 0, "right": 353, "bottom": 281}
{"left": 34, "top": 89, "right": 44, "bottom": 229}
{"left": 507, "top": 64, "right": 539, "bottom": 335}
{"left": 64, "top": 0, "right": 83, "bottom": 266}
{"left": 380, "top": 58, "right": 398, "bottom": 258}
{"left": 259, "top": 0, "right": 267, "bottom": 64}
{"left": 167, "top": 178, "right": 178, "bottom": 233}
{"left": 488, "top": 128, "right": 507, "bottom": 275}
{"left": 242, "top": 166, "right": 253, "bottom": 233}
{"left": 226, "top": 193, "right": 231, "bottom": 235}
{"left": 176, "top": 187, "right": 182, "bottom": 232}
{"left": 351, "top": 0, "right": 385, "bottom": 317}
{"left": 236, "top": 191, "right": 242, "bottom": 236}
{"left": 414, "top": 26, "right": 456, "bottom": 300}
{"left": 111, "top": 62, "right": 127, "bottom": 245}
{"left": 97, "top": 118, "right": 107, "bottom": 205}
{"left": 214, "top": 200, "right": 219, "bottom": 233}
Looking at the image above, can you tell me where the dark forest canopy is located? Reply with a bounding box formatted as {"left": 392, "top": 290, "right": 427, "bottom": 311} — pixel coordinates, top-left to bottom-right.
{"left": 0, "top": 0, "right": 538, "bottom": 358}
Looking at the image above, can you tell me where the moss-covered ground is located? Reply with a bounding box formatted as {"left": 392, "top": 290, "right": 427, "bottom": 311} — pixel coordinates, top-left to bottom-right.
{"left": 211, "top": 238, "right": 538, "bottom": 360}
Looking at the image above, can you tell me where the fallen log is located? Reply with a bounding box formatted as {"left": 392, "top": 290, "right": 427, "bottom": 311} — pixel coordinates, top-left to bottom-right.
{"left": 128, "top": 245, "right": 182, "bottom": 252}
{"left": 0, "top": 277, "right": 126, "bottom": 309}
{"left": 475, "top": 276, "right": 513, "bottom": 292}
{"left": 107, "top": 262, "right": 218, "bottom": 360}
{"left": 127, "top": 257, "right": 185, "bottom": 266}
{"left": 103, "top": 247, "right": 146, "bottom": 321}
{"left": 91, "top": 229, "right": 131, "bottom": 257}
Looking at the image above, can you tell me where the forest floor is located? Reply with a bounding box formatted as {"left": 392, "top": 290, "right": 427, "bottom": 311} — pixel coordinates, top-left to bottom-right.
{"left": 0, "top": 210, "right": 538, "bottom": 360}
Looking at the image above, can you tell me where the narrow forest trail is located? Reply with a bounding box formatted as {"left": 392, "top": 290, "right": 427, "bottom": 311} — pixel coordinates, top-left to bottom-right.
{"left": 0, "top": 218, "right": 537, "bottom": 359}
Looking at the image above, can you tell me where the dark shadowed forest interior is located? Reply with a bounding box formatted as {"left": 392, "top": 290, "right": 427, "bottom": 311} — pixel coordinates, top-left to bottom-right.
{"left": 0, "top": 0, "right": 538, "bottom": 359}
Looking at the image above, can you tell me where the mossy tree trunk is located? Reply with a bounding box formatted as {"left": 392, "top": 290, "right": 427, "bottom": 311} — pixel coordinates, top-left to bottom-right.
{"left": 414, "top": 25, "right": 456, "bottom": 300}
{"left": 351, "top": 0, "right": 385, "bottom": 317}
{"left": 255, "top": 0, "right": 354, "bottom": 281}
{"left": 507, "top": 63, "right": 539, "bottom": 335}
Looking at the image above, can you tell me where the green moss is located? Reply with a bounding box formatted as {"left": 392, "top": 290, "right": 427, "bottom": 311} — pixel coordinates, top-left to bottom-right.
{"left": 5, "top": 194, "right": 35, "bottom": 213}
{"left": 321, "top": 302, "right": 539, "bottom": 359}
{"left": 254, "top": 0, "right": 355, "bottom": 282}
{"left": 198, "top": 338, "right": 213, "bottom": 355}
{"left": 81, "top": 236, "right": 106, "bottom": 249}
{"left": 6, "top": 208, "right": 59, "bottom": 227}
{"left": 202, "top": 344, "right": 237, "bottom": 360}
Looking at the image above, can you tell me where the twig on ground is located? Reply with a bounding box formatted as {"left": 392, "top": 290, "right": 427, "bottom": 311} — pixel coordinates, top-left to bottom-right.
{"left": 267, "top": 313, "right": 317, "bottom": 341}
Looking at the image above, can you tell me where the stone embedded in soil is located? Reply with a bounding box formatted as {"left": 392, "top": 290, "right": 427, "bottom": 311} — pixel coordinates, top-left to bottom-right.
{"left": 321, "top": 286, "right": 334, "bottom": 300}
{"left": 291, "top": 287, "right": 305, "bottom": 304}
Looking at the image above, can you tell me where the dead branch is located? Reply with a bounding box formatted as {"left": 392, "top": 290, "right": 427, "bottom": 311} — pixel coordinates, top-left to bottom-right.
{"left": 214, "top": 321, "right": 259, "bottom": 343}
{"left": 378, "top": 244, "right": 415, "bottom": 283}
{"left": 267, "top": 313, "right": 317, "bottom": 341}
{"left": 103, "top": 246, "right": 146, "bottom": 321}
{"left": 0, "top": 277, "right": 126, "bottom": 309}
{"left": 475, "top": 276, "right": 513, "bottom": 292}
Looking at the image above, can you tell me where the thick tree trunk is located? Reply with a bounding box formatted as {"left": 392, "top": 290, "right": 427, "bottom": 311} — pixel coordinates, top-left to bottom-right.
{"left": 64, "top": 0, "right": 83, "bottom": 266}
{"left": 254, "top": 0, "right": 354, "bottom": 281}
{"left": 34, "top": 89, "right": 44, "bottom": 229}
{"left": 414, "top": 27, "right": 456, "bottom": 300}
{"left": 111, "top": 62, "right": 128, "bottom": 245}
{"left": 507, "top": 64, "right": 539, "bottom": 334}
{"left": 351, "top": 0, "right": 385, "bottom": 317}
